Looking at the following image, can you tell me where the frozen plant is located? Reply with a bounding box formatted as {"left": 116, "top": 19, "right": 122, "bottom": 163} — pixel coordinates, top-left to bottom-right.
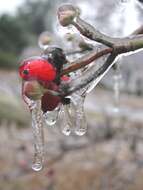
{"left": 19, "top": 3, "right": 143, "bottom": 171}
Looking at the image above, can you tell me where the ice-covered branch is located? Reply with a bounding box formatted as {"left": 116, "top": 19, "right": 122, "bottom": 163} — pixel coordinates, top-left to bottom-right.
{"left": 58, "top": 4, "right": 143, "bottom": 48}
{"left": 57, "top": 4, "right": 143, "bottom": 96}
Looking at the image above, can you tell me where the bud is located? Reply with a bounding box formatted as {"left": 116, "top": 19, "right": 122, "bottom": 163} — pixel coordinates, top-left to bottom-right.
{"left": 65, "top": 32, "right": 75, "bottom": 42}
{"left": 38, "top": 31, "right": 53, "bottom": 50}
{"left": 57, "top": 4, "right": 80, "bottom": 26}
{"left": 78, "top": 40, "right": 93, "bottom": 51}
{"left": 23, "top": 81, "right": 46, "bottom": 100}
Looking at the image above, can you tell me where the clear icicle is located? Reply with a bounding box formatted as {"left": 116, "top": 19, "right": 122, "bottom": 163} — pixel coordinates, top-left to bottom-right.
{"left": 71, "top": 93, "right": 87, "bottom": 136}
{"left": 43, "top": 107, "right": 60, "bottom": 127}
{"left": 113, "top": 66, "right": 122, "bottom": 113}
{"left": 31, "top": 100, "right": 44, "bottom": 171}
{"left": 60, "top": 104, "right": 72, "bottom": 136}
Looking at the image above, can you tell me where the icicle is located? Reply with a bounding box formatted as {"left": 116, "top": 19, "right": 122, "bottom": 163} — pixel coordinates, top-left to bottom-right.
{"left": 113, "top": 65, "right": 122, "bottom": 113}
{"left": 71, "top": 93, "right": 87, "bottom": 136}
{"left": 60, "top": 104, "right": 72, "bottom": 136}
{"left": 43, "top": 107, "right": 60, "bottom": 127}
{"left": 22, "top": 93, "right": 44, "bottom": 171}
{"left": 31, "top": 100, "right": 44, "bottom": 171}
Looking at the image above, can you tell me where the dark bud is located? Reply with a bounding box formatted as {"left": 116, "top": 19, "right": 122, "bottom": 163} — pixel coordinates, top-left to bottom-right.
{"left": 44, "top": 47, "right": 67, "bottom": 85}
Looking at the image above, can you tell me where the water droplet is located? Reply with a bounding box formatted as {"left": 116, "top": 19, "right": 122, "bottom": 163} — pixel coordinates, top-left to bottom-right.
{"left": 43, "top": 107, "right": 59, "bottom": 127}
{"left": 32, "top": 162, "right": 43, "bottom": 171}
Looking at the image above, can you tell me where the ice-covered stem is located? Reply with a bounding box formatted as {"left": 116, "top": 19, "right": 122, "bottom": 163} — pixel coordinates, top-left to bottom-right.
{"left": 62, "top": 48, "right": 113, "bottom": 75}
{"left": 60, "top": 38, "right": 143, "bottom": 96}
{"left": 60, "top": 53, "right": 116, "bottom": 96}
{"left": 60, "top": 32, "right": 143, "bottom": 95}
{"left": 61, "top": 34, "right": 143, "bottom": 77}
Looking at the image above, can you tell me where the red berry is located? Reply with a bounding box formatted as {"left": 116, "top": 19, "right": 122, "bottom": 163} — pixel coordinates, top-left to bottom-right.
{"left": 19, "top": 57, "right": 70, "bottom": 112}
{"left": 19, "top": 57, "right": 56, "bottom": 82}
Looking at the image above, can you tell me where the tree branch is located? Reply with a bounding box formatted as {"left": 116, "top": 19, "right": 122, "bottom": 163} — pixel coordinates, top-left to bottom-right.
{"left": 56, "top": 4, "right": 143, "bottom": 97}
{"left": 61, "top": 34, "right": 143, "bottom": 77}
{"left": 60, "top": 34, "right": 143, "bottom": 96}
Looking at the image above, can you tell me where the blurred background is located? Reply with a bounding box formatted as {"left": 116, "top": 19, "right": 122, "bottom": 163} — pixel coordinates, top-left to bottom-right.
{"left": 0, "top": 0, "right": 143, "bottom": 189}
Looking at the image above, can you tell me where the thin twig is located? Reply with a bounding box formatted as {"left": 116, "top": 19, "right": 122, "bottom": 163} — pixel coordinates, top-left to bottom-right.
{"left": 61, "top": 48, "right": 113, "bottom": 75}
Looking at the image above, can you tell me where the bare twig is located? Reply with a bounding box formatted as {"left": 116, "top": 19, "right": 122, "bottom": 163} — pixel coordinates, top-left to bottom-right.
{"left": 62, "top": 48, "right": 113, "bottom": 75}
